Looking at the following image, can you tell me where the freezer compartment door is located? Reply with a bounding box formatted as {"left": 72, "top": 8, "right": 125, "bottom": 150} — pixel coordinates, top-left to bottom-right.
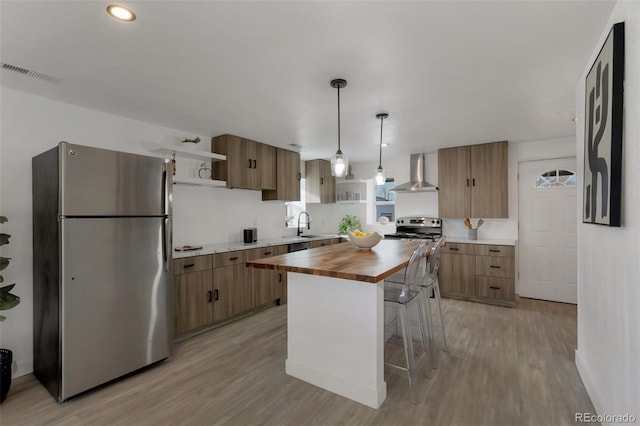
{"left": 59, "top": 142, "right": 171, "bottom": 217}
{"left": 61, "top": 217, "right": 172, "bottom": 400}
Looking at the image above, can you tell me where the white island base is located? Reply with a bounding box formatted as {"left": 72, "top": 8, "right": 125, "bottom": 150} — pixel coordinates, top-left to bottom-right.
{"left": 285, "top": 272, "right": 387, "bottom": 409}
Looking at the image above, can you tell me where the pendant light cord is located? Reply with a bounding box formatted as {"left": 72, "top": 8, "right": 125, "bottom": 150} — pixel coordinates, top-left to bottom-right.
{"left": 378, "top": 115, "right": 383, "bottom": 168}
{"left": 337, "top": 86, "right": 341, "bottom": 153}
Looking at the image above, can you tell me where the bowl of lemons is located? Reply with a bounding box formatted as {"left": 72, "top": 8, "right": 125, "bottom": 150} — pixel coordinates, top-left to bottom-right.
{"left": 348, "top": 230, "right": 383, "bottom": 250}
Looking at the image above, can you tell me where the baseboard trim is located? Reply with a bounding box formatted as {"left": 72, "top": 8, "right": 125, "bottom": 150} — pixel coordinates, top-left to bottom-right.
{"left": 575, "top": 350, "right": 606, "bottom": 416}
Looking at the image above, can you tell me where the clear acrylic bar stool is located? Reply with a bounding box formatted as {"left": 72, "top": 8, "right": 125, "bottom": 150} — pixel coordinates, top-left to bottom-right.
{"left": 383, "top": 241, "right": 431, "bottom": 404}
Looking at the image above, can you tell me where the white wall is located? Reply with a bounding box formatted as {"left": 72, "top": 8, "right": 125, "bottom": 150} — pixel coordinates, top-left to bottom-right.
{"left": 575, "top": 1, "right": 640, "bottom": 420}
{"left": 0, "top": 88, "right": 295, "bottom": 376}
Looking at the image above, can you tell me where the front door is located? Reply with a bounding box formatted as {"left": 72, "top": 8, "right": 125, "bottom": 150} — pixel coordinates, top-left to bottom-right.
{"left": 518, "top": 158, "right": 577, "bottom": 303}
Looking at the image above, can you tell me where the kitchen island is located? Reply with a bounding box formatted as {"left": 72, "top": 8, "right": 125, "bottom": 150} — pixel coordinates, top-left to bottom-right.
{"left": 247, "top": 239, "right": 422, "bottom": 408}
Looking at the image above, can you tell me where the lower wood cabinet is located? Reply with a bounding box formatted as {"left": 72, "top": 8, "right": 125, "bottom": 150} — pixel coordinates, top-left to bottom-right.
{"left": 172, "top": 238, "right": 344, "bottom": 338}
{"left": 173, "top": 269, "right": 214, "bottom": 335}
{"left": 439, "top": 242, "right": 516, "bottom": 307}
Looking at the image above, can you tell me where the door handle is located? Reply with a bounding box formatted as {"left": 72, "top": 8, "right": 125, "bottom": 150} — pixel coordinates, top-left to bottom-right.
{"left": 207, "top": 290, "right": 213, "bottom": 303}
{"left": 183, "top": 263, "right": 195, "bottom": 268}
{"left": 264, "top": 251, "right": 272, "bottom": 255}
{"left": 253, "top": 159, "right": 257, "bottom": 169}
{"left": 489, "top": 249, "right": 501, "bottom": 253}
{"left": 214, "top": 289, "right": 219, "bottom": 301}
{"left": 472, "top": 178, "right": 476, "bottom": 186}
{"left": 466, "top": 178, "right": 469, "bottom": 187}
{"left": 449, "top": 248, "right": 459, "bottom": 251}
{"left": 162, "top": 217, "right": 171, "bottom": 272}
{"left": 161, "top": 160, "right": 172, "bottom": 216}
{"left": 278, "top": 273, "right": 282, "bottom": 283}
{"left": 320, "top": 177, "right": 324, "bottom": 185}
{"left": 248, "top": 159, "right": 253, "bottom": 168}
{"left": 490, "top": 265, "right": 501, "bottom": 269}
{"left": 489, "top": 286, "right": 501, "bottom": 290}
{"left": 229, "top": 256, "right": 239, "bottom": 261}
{"left": 297, "top": 172, "right": 301, "bottom": 181}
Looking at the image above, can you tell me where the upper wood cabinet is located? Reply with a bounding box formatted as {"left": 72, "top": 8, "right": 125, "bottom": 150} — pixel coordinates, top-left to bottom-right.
{"left": 438, "top": 141, "right": 508, "bottom": 218}
{"left": 212, "top": 134, "right": 276, "bottom": 191}
{"left": 305, "top": 159, "right": 336, "bottom": 204}
{"left": 262, "top": 148, "right": 301, "bottom": 201}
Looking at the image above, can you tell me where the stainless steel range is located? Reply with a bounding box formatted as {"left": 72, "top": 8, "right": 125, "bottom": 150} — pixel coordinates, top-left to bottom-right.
{"left": 384, "top": 216, "right": 442, "bottom": 241}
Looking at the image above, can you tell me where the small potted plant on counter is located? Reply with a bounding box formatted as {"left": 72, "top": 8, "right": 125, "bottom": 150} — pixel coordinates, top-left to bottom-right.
{"left": 0, "top": 215, "right": 21, "bottom": 403}
{"left": 338, "top": 214, "right": 363, "bottom": 236}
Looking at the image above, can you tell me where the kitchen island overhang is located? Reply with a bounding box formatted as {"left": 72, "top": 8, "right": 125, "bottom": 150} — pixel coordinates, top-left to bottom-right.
{"left": 247, "top": 239, "right": 422, "bottom": 408}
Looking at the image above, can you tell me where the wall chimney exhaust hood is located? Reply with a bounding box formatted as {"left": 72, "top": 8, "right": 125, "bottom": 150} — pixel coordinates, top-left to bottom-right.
{"left": 389, "top": 153, "right": 438, "bottom": 192}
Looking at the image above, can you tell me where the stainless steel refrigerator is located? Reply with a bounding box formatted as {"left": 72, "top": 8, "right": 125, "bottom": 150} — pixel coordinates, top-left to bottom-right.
{"left": 33, "top": 142, "right": 173, "bottom": 402}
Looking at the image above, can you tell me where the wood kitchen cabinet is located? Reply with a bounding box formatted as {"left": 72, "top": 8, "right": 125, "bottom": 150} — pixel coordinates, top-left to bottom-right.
{"left": 247, "top": 245, "right": 286, "bottom": 307}
{"left": 305, "top": 159, "right": 335, "bottom": 204}
{"left": 438, "top": 242, "right": 515, "bottom": 307}
{"left": 173, "top": 269, "right": 214, "bottom": 335}
{"left": 262, "top": 148, "right": 301, "bottom": 201}
{"left": 212, "top": 134, "right": 276, "bottom": 191}
{"left": 438, "top": 141, "right": 508, "bottom": 218}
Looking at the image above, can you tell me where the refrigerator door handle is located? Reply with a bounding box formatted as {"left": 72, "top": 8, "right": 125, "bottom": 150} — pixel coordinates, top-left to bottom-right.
{"left": 161, "top": 160, "right": 172, "bottom": 216}
{"left": 162, "top": 217, "right": 172, "bottom": 271}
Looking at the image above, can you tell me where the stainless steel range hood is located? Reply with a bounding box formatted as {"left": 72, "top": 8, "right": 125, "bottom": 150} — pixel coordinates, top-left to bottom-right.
{"left": 389, "top": 153, "right": 438, "bottom": 192}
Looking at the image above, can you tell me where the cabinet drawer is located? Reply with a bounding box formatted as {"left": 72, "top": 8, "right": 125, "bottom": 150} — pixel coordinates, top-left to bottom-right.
{"left": 246, "top": 247, "right": 279, "bottom": 261}
{"left": 476, "top": 276, "right": 515, "bottom": 301}
{"left": 173, "top": 255, "right": 213, "bottom": 274}
{"left": 310, "top": 239, "right": 333, "bottom": 248}
{"left": 213, "top": 251, "right": 245, "bottom": 268}
{"left": 475, "top": 256, "right": 515, "bottom": 279}
{"left": 443, "top": 242, "right": 475, "bottom": 255}
{"left": 474, "top": 244, "right": 514, "bottom": 257}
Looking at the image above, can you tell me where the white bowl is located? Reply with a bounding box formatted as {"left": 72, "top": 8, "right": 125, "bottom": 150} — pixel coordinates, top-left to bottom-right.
{"left": 348, "top": 231, "right": 383, "bottom": 250}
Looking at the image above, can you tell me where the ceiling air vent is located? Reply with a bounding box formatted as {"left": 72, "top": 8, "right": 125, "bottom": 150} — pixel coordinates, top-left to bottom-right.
{"left": 1, "top": 63, "right": 62, "bottom": 84}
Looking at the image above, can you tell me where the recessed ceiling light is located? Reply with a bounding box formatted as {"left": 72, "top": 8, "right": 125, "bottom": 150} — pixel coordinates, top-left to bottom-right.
{"left": 107, "top": 4, "right": 136, "bottom": 22}
{"left": 381, "top": 143, "right": 389, "bottom": 147}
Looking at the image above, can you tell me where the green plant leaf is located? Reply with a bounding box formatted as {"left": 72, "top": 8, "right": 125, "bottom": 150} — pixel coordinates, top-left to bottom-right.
{"left": 0, "top": 315, "right": 6, "bottom": 321}
{"left": 0, "top": 284, "right": 16, "bottom": 293}
{"left": 0, "top": 257, "right": 10, "bottom": 271}
{"left": 0, "top": 291, "right": 20, "bottom": 311}
{"left": 0, "top": 216, "right": 7, "bottom": 224}
{"left": 0, "top": 233, "right": 10, "bottom": 246}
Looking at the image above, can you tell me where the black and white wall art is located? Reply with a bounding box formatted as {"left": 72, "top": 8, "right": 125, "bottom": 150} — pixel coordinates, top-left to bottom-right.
{"left": 583, "top": 22, "right": 624, "bottom": 227}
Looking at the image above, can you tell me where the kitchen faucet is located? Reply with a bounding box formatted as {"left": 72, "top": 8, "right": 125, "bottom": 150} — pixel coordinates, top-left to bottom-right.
{"left": 297, "top": 211, "right": 311, "bottom": 236}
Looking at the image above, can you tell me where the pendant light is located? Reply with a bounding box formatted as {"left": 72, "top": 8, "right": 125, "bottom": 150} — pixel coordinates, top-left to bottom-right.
{"left": 330, "top": 79, "right": 348, "bottom": 177}
{"left": 375, "top": 112, "right": 389, "bottom": 185}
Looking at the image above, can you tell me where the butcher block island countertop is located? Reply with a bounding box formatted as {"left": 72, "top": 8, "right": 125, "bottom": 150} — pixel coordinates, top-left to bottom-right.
{"left": 247, "top": 239, "right": 422, "bottom": 283}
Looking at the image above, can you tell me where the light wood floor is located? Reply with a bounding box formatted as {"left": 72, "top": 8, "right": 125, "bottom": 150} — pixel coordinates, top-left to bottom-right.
{"left": 2, "top": 298, "right": 594, "bottom": 426}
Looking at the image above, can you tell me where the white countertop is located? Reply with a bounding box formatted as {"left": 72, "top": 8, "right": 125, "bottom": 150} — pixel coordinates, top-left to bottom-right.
{"left": 173, "top": 235, "right": 344, "bottom": 259}
{"left": 445, "top": 237, "right": 517, "bottom": 246}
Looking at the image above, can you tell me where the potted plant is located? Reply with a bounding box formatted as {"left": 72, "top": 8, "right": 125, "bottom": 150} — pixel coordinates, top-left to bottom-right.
{"left": 338, "top": 214, "right": 363, "bottom": 235}
{"left": 0, "top": 215, "right": 20, "bottom": 403}
{"left": 180, "top": 137, "right": 201, "bottom": 149}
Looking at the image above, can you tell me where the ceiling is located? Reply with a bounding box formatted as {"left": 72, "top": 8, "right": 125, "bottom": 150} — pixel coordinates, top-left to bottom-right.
{"left": 0, "top": 1, "right": 614, "bottom": 162}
